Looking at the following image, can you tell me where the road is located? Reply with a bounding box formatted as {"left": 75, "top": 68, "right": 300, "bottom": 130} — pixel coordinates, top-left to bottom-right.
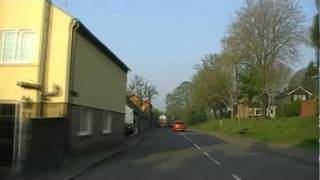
{"left": 76, "top": 129, "right": 318, "bottom": 180}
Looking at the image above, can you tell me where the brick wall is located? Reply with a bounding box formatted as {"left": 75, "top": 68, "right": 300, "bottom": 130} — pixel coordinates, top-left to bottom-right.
{"left": 18, "top": 117, "right": 66, "bottom": 173}
{"left": 68, "top": 105, "right": 125, "bottom": 156}
{"left": 300, "top": 100, "right": 315, "bottom": 117}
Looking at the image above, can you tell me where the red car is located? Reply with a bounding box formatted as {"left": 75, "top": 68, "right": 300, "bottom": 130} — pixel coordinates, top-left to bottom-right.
{"left": 172, "top": 121, "right": 186, "bottom": 132}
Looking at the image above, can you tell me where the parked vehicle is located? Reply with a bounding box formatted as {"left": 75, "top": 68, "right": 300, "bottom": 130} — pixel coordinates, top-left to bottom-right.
{"left": 172, "top": 121, "right": 186, "bottom": 132}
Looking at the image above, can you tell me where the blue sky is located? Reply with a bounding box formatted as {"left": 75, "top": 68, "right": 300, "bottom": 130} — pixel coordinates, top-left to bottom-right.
{"left": 53, "top": 0, "right": 317, "bottom": 111}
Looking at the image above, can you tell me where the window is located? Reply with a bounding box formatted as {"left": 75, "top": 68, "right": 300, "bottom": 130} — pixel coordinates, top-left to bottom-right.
{"left": 255, "top": 109, "right": 261, "bottom": 116}
{"left": 78, "top": 108, "right": 93, "bottom": 136}
{"left": 293, "top": 95, "right": 306, "bottom": 101}
{"left": 102, "top": 113, "right": 112, "bottom": 134}
{"left": 0, "top": 30, "right": 36, "bottom": 64}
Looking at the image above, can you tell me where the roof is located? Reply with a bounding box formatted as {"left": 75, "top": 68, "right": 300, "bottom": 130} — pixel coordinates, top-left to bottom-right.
{"left": 126, "top": 96, "right": 147, "bottom": 117}
{"left": 52, "top": 2, "right": 130, "bottom": 73}
{"left": 275, "top": 86, "right": 313, "bottom": 99}
{"left": 312, "top": 73, "right": 319, "bottom": 79}
{"left": 287, "top": 86, "right": 312, "bottom": 96}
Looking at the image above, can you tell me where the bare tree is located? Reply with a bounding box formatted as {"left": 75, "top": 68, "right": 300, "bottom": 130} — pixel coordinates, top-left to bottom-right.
{"left": 223, "top": 0, "right": 306, "bottom": 118}
{"left": 128, "top": 75, "right": 159, "bottom": 101}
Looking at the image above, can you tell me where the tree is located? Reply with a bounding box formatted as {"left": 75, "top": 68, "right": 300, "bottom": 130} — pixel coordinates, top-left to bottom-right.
{"left": 165, "top": 81, "right": 192, "bottom": 121}
{"left": 310, "top": 0, "right": 319, "bottom": 49}
{"left": 223, "top": 0, "right": 306, "bottom": 118}
{"left": 289, "top": 68, "right": 306, "bottom": 89}
{"left": 128, "top": 75, "right": 159, "bottom": 101}
{"left": 302, "top": 61, "right": 318, "bottom": 93}
{"left": 152, "top": 108, "right": 164, "bottom": 123}
{"left": 190, "top": 54, "right": 236, "bottom": 119}
{"left": 239, "top": 65, "right": 262, "bottom": 104}
{"left": 310, "top": 0, "right": 319, "bottom": 65}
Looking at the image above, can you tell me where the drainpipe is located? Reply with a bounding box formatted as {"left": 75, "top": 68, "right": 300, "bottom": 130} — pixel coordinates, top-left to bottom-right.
{"left": 38, "top": 0, "right": 51, "bottom": 116}
{"left": 64, "top": 19, "right": 79, "bottom": 158}
{"left": 67, "top": 20, "right": 79, "bottom": 104}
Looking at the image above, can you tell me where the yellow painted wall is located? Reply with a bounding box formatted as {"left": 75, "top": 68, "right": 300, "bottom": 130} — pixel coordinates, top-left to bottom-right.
{"left": 71, "top": 32, "right": 127, "bottom": 113}
{"left": 0, "top": 0, "right": 73, "bottom": 103}
{"left": 0, "top": 0, "right": 127, "bottom": 114}
{"left": 0, "top": 0, "right": 45, "bottom": 102}
{"left": 45, "top": 5, "right": 73, "bottom": 103}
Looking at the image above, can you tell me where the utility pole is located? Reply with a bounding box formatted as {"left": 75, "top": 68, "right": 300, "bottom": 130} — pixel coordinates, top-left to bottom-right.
{"left": 235, "top": 63, "right": 240, "bottom": 125}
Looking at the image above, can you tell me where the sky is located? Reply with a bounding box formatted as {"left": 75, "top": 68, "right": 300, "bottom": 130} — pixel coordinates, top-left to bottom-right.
{"left": 53, "top": 0, "right": 317, "bottom": 111}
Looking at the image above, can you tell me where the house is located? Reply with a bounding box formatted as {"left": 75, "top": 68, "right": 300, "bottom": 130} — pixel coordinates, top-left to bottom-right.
{"left": 127, "top": 94, "right": 153, "bottom": 132}
{"left": 299, "top": 74, "right": 319, "bottom": 117}
{"left": 0, "top": 0, "right": 129, "bottom": 171}
{"left": 237, "top": 94, "right": 277, "bottom": 119}
{"left": 274, "top": 86, "right": 313, "bottom": 105}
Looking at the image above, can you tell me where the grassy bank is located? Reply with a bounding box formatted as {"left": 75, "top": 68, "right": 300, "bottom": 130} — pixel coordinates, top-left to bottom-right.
{"left": 190, "top": 117, "right": 318, "bottom": 151}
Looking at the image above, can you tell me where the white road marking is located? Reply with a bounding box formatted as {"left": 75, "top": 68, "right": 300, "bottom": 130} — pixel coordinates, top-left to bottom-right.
{"left": 182, "top": 133, "right": 243, "bottom": 180}
{"left": 213, "top": 159, "right": 222, "bottom": 166}
{"left": 193, "top": 143, "right": 202, "bottom": 150}
{"left": 207, "top": 155, "right": 222, "bottom": 165}
{"left": 231, "top": 174, "right": 242, "bottom": 180}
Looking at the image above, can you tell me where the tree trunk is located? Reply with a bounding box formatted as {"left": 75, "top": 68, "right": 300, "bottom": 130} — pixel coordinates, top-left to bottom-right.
{"left": 261, "top": 61, "right": 267, "bottom": 119}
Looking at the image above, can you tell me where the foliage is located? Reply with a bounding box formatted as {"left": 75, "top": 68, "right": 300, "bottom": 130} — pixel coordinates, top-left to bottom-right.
{"left": 223, "top": 0, "right": 305, "bottom": 117}
{"left": 165, "top": 0, "right": 306, "bottom": 121}
{"left": 152, "top": 108, "right": 164, "bottom": 122}
{"left": 302, "top": 61, "right": 318, "bottom": 93}
{"left": 128, "top": 75, "right": 159, "bottom": 101}
{"left": 190, "top": 53, "right": 236, "bottom": 119}
{"left": 186, "top": 109, "right": 208, "bottom": 125}
{"left": 310, "top": 0, "right": 319, "bottom": 48}
{"left": 165, "top": 81, "right": 192, "bottom": 121}
{"left": 276, "top": 101, "right": 302, "bottom": 117}
{"left": 288, "top": 68, "right": 307, "bottom": 89}
{"left": 239, "top": 65, "right": 262, "bottom": 103}
{"left": 191, "top": 117, "right": 318, "bottom": 151}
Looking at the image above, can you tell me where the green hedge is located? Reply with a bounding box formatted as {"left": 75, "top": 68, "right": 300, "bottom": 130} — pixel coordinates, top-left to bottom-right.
{"left": 276, "top": 101, "right": 302, "bottom": 117}
{"left": 186, "top": 109, "right": 208, "bottom": 125}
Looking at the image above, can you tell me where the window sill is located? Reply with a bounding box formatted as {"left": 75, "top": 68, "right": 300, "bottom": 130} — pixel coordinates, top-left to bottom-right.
{"left": 102, "top": 131, "right": 111, "bottom": 135}
{"left": 0, "top": 63, "right": 37, "bottom": 67}
{"left": 77, "top": 132, "right": 92, "bottom": 138}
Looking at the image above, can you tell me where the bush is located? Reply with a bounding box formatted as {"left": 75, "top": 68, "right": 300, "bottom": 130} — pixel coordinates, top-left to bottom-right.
{"left": 277, "top": 100, "right": 302, "bottom": 117}
{"left": 186, "top": 109, "right": 208, "bottom": 125}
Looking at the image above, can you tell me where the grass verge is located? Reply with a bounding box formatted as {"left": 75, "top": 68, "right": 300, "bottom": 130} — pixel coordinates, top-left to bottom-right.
{"left": 190, "top": 117, "right": 318, "bottom": 151}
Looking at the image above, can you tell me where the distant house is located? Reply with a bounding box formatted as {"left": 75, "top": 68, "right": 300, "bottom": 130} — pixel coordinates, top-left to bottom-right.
{"left": 238, "top": 101, "right": 276, "bottom": 119}
{"left": 0, "top": 0, "right": 129, "bottom": 171}
{"left": 274, "top": 86, "right": 313, "bottom": 105}
{"left": 127, "top": 94, "right": 153, "bottom": 133}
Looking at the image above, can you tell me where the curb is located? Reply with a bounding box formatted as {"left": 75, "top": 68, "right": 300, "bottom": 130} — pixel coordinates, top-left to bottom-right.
{"left": 66, "top": 132, "right": 150, "bottom": 180}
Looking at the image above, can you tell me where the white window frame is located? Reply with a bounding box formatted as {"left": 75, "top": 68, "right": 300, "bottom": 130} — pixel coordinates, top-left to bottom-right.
{"left": 102, "top": 113, "right": 112, "bottom": 134}
{"left": 293, "top": 95, "right": 306, "bottom": 101}
{"left": 0, "top": 30, "right": 36, "bottom": 64}
{"left": 78, "top": 108, "right": 93, "bottom": 136}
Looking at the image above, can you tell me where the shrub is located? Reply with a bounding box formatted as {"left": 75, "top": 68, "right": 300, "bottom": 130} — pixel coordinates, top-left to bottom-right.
{"left": 186, "top": 109, "right": 208, "bottom": 125}
{"left": 277, "top": 100, "right": 302, "bottom": 117}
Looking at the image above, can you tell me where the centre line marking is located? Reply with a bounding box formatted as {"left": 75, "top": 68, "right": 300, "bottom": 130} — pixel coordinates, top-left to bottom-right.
{"left": 193, "top": 143, "right": 201, "bottom": 150}
{"left": 214, "top": 160, "right": 222, "bottom": 166}
{"left": 203, "top": 152, "right": 209, "bottom": 156}
{"left": 231, "top": 174, "right": 242, "bottom": 180}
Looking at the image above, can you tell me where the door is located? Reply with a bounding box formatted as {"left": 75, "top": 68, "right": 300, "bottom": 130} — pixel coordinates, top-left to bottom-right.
{"left": 0, "top": 104, "right": 16, "bottom": 166}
